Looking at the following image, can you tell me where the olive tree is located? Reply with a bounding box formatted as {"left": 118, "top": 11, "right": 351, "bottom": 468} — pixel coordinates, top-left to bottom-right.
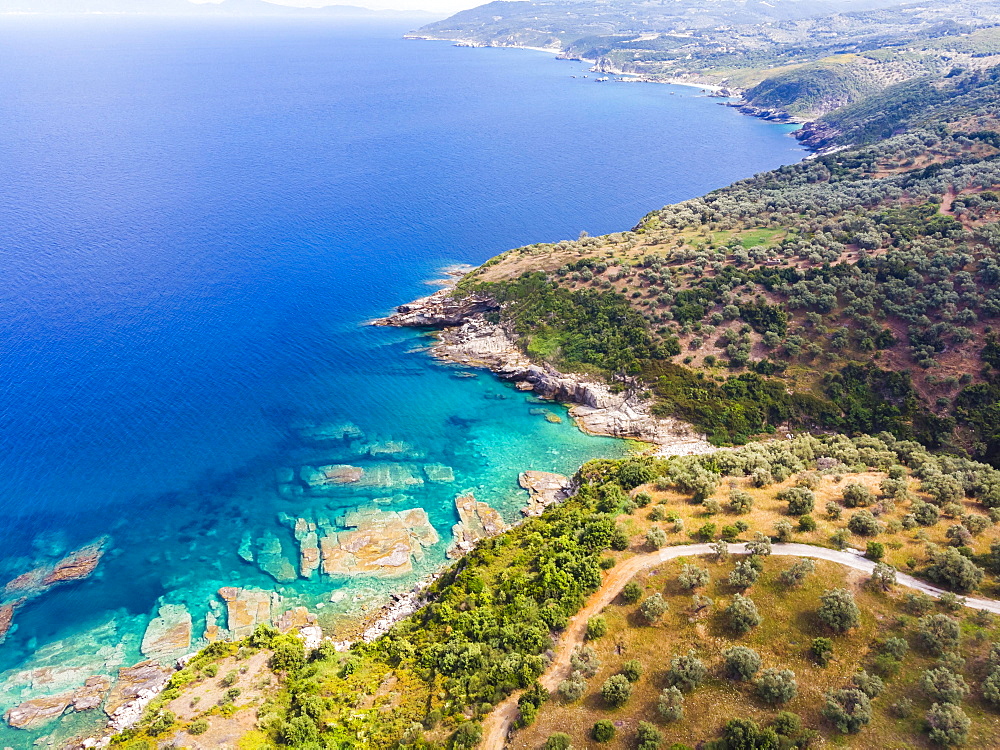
{"left": 722, "top": 646, "right": 762, "bottom": 681}
{"left": 755, "top": 668, "right": 797, "bottom": 705}
{"left": 666, "top": 651, "right": 706, "bottom": 692}
{"left": 818, "top": 588, "right": 860, "bottom": 633}
{"left": 916, "top": 614, "right": 961, "bottom": 656}
{"left": 657, "top": 686, "right": 684, "bottom": 722}
{"left": 725, "top": 593, "right": 762, "bottom": 635}
{"left": 822, "top": 688, "right": 872, "bottom": 733}
{"left": 926, "top": 702, "right": 971, "bottom": 747}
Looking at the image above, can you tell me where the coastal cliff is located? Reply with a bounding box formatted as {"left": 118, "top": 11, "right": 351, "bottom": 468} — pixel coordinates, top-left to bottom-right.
{"left": 374, "top": 285, "right": 713, "bottom": 457}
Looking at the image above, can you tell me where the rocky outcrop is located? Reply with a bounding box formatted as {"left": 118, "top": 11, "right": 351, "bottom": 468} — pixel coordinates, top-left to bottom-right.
{"left": 5, "top": 691, "right": 73, "bottom": 729}
{"left": 320, "top": 506, "right": 439, "bottom": 578}
{"left": 373, "top": 287, "right": 498, "bottom": 327}
{"left": 794, "top": 120, "right": 846, "bottom": 154}
{"left": 4, "top": 538, "right": 108, "bottom": 598}
{"left": 71, "top": 676, "right": 111, "bottom": 712}
{"left": 104, "top": 661, "right": 173, "bottom": 732}
{"left": 218, "top": 587, "right": 281, "bottom": 640}
{"left": 449, "top": 493, "right": 508, "bottom": 558}
{"left": 519, "top": 471, "right": 572, "bottom": 516}
{"left": 42, "top": 540, "right": 106, "bottom": 586}
{"left": 140, "top": 604, "right": 192, "bottom": 663}
{"left": 276, "top": 606, "right": 317, "bottom": 632}
{"left": 0, "top": 603, "right": 14, "bottom": 644}
{"left": 728, "top": 101, "right": 806, "bottom": 124}
{"left": 428, "top": 313, "right": 714, "bottom": 457}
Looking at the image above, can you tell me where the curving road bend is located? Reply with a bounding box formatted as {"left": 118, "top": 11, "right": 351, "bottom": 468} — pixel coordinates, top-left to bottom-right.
{"left": 479, "top": 542, "right": 1000, "bottom": 750}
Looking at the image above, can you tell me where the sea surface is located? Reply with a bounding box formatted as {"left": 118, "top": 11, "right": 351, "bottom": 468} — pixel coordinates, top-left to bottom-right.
{"left": 0, "top": 15, "right": 803, "bottom": 743}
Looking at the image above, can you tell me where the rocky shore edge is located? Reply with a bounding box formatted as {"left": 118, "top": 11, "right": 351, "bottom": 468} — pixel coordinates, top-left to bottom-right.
{"left": 371, "top": 280, "right": 715, "bottom": 458}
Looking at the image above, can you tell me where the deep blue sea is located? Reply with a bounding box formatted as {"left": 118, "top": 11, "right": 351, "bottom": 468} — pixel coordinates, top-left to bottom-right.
{"left": 0, "top": 15, "right": 803, "bottom": 742}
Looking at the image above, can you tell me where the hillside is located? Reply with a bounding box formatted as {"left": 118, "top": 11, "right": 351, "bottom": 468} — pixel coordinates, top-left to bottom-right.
{"left": 444, "top": 65, "right": 1000, "bottom": 465}
{"left": 409, "top": 0, "right": 1000, "bottom": 119}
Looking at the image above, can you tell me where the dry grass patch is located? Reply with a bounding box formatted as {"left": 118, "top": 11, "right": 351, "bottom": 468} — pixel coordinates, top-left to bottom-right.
{"left": 510, "top": 556, "right": 1000, "bottom": 749}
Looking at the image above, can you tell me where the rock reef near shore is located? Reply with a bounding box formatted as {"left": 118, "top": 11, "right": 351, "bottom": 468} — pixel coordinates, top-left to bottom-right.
{"left": 0, "top": 536, "right": 110, "bottom": 646}
{"left": 374, "top": 289, "right": 714, "bottom": 457}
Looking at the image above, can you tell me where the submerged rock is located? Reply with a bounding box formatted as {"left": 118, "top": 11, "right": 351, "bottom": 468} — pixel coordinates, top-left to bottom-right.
{"left": 423, "top": 463, "right": 455, "bottom": 483}
{"left": 140, "top": 604, "right": 192, "bottom": 663}
{"left": 295, "top": 422, "right": 363, "bottom": 443}
{"left": 299, "top": 530, "right": 320, "bottom": 578}
{"left": 448, "top": 493, "right": 508, "bottom": 558}
{"left": 366, "top": 440, "right": 412, "bottom": 456}
{"left": 301, "top": 464, "right": 364, "bottom": 489}
{"left": 254, "top": 531, "right": 297, "bottom": 583}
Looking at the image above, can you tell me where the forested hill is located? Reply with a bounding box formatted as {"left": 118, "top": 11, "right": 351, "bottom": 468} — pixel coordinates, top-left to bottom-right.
{"left": 409, "top": 0, "right": 1000, "bottom": 119}
{"left": 454, "top": 64, "right": 1000, "bottom": 465}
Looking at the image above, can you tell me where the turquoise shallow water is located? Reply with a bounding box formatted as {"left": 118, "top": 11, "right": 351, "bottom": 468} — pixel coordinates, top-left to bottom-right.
{"left": 0, "top": 15, "right": 803, "bottom": 743}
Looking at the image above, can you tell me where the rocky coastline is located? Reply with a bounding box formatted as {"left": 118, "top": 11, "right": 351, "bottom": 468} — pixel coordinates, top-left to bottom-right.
{"left": 373, "top": 284, "right": 715, "bottom": 458}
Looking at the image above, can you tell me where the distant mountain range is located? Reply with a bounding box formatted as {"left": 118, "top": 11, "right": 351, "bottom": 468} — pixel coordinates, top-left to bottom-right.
{"left": 0, "top": 0, "right": 436, "bottom": 16}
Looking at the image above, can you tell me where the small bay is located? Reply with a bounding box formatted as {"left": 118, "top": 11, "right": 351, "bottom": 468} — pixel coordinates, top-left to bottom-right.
{"left": 0, "top": 16, "right": 803, "bottom": 743}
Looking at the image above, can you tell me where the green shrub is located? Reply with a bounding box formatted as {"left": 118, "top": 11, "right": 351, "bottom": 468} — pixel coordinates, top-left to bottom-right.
{"left": 620, "top": 659, "right": 643, "bottom": 684}
{"left": 636, "top": 721, "right": 663, "bottom": 750}
{"left": 543, "top": 733, "right": 572, "bottom": 750}
{"left": 811, "top": 637, "right": 834, "bottom": 666}
{"left": 586, "top": 616, "right": 607, "bottom": 640}
{"left": 622, "top": 581, "right": 643, "bottom": 604}
{"left": 601, "top": 674, "right": 633, "bottom": 707}
{"left": 592, "top": 720, "right": 616, "bottom": 742}
{"left": 818, "top": 588, "right": 860, "bottom": 633}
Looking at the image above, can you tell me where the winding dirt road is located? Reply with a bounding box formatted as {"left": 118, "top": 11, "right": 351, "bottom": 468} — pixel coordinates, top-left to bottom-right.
{"left": 480, "top": 542, "right": 1000, "bottom": 749}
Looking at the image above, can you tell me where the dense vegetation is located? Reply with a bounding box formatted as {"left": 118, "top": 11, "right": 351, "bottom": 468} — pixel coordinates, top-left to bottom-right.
{"left": 463, "top": 271, "right": 679, "bottom": 375}
{"left": 461, "top": 63, "right": 1000, "bottom": 462}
